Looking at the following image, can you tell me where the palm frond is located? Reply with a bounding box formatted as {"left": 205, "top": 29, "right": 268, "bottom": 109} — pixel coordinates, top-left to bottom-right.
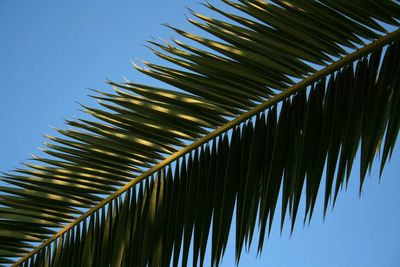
{"left": 1, "top": 0, "right": 400, "bottom": 266}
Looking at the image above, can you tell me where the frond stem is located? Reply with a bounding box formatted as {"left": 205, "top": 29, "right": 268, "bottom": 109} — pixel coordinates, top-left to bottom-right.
{"left": 13, "top": 28, "right": 400, "bottom": 266}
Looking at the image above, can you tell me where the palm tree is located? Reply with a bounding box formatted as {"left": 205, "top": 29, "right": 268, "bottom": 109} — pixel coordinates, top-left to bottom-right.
{"left": 1, "top": 0, "right": 400, "bottom": 266}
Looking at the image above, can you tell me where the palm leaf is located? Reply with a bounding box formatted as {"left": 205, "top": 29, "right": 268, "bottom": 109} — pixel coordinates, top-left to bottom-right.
{"left": 1, "top": 0, "right": 400, "bottom": 266}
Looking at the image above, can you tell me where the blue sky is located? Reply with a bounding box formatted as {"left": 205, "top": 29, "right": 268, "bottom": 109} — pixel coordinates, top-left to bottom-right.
{"left": 0, "top": 1, "right": 399, "bottom": 266}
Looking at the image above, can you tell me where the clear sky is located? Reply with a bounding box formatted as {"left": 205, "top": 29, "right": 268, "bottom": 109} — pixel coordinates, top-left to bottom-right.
{"left": 0, "top": 1, "right": 399, "bottom": 266}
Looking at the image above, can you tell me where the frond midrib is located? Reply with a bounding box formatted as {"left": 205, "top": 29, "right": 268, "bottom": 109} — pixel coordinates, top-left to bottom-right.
{"left": 13, "top": 27, "right": 400, "bottom": 266}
